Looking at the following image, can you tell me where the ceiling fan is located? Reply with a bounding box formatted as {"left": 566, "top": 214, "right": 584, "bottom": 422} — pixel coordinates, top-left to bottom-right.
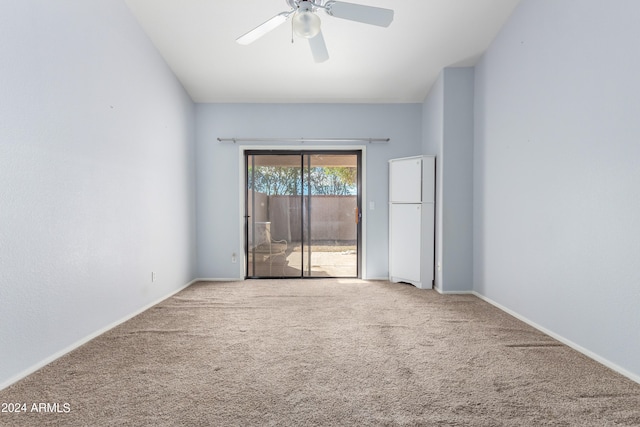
{"left": 236, "top": 0, "right": 394, "bottom": 63}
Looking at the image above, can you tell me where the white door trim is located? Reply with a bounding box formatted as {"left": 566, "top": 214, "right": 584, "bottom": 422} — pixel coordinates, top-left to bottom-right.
{"left": 238, "top": 145, "right": 367, "bottom": 279}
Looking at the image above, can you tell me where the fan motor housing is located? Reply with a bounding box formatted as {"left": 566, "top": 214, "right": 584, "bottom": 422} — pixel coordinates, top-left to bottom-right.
{"left": 287, "top": 0, "right": 324, "bottom": 9}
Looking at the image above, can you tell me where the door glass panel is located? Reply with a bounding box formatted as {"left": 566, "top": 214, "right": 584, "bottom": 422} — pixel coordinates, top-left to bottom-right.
{"left": 247, "top": 154, "right": 302, "bottom": 277}
{"left": 302, "top": 154, "right": 358, "bottom": 277}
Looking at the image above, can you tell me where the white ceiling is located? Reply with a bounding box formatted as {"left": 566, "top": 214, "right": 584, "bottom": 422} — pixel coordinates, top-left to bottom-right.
{"left": 124, "top": 0, "right": 521, "bottom": 103}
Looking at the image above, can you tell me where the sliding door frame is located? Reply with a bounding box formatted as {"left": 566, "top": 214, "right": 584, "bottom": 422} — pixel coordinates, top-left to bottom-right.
{"left": 239, "top": 145, "right": 367, "bottom": 279}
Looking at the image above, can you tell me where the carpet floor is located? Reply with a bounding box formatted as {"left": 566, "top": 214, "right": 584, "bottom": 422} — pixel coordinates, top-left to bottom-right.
{"left": 1, "top": 279, "right": 639, "bottom": 426}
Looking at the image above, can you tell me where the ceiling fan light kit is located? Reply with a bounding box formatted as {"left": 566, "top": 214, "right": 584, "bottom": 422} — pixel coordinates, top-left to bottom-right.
{"left": 292, "top": 5, "right": 322, "bottom": 39}
{"left": 236, "top": 0, "right": 393, "bottom": 63}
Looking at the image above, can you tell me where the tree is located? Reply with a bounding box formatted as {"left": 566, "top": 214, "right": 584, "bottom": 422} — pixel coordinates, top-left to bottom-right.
{"left": 248, "top": 166, "right": 356, "bottom": 196}
{"left": 249, "top": 166, "right": 301, "bottom": 195}
{"left": 308, "top": 167, "right": 356, "bottom": 195}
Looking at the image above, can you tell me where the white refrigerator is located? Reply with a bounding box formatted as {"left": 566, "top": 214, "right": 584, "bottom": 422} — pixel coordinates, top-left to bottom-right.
{"left": 388, "top": 155, "right": 435, "bottom": 289}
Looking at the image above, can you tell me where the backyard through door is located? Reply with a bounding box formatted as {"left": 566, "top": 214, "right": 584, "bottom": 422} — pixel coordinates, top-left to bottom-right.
{"left": 245, "top": 151, "right": 361, "bottom": 278}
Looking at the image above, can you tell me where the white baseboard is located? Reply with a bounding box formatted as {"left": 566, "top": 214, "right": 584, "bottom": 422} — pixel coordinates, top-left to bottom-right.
{"left": 472, "top": 291, "right": 640, "bottom": 386}
{"left": 195, "top": 277, "right": 244, "bottom": 282}
{"left": 0, "top": 279, "right": 198, "bottom": 391}
{"left": 434, "top": 286, "right": 473, "bottom": 295}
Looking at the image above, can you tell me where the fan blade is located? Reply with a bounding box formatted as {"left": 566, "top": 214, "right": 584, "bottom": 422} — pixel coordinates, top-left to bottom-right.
{"left": 325, "top": 1, "right": 394, "bottom": 27}
{"left": 236, "top": 11, "right": 294, "bottom": 45}
{"left": 309, "top": 31, "right": 329, "bottom": 63}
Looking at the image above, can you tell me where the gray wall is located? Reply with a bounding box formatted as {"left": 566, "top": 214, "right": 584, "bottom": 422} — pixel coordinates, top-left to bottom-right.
{"left": 422, "top": 68, "right": 475, "bottom": 293}
{"left": 442, "top": 68, "right": 475, "bottom": 293}
{"left": 474, "top": 0, "right": 640, "bottom": 380}
{"left": 195, "top": 103, "right": 422, "bottom": 280}
{"left": 0, "top": 1, "right": 197, "bottom": 387}
{"left": 422, "top": 73, "right": 444, "bottom": 289}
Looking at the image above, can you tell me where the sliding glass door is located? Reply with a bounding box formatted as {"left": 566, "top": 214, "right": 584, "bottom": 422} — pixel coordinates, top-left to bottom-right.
{"left": 245, "top": 150, "right": 361, "bottom": 278}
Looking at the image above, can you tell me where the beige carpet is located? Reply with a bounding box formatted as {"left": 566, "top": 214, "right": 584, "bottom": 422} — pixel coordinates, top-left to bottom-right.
{"left": 1, "top": 279, "right": 639, "bottom": 426}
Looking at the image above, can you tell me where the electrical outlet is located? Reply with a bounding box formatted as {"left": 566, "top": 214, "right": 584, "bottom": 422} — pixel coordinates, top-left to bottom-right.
{"left": 152, "top": 272, "right": 156, "bottom": 282}
{"left": 231, "top": 253, "right": 237, "bottom": 263}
